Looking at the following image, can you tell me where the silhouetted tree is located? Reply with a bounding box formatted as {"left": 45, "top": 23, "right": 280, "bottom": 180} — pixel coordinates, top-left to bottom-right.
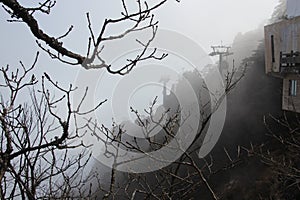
{"left": 0, "top": 0, "right": 167, "bottom": 199}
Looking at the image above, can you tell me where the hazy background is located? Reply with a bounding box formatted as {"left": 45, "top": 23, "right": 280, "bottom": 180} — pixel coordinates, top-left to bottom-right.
{"left": 0, "top": 0, "right": 279, "bottom": 68}
{"left": 0, "top": 0, "right": 280, "bottom": 126}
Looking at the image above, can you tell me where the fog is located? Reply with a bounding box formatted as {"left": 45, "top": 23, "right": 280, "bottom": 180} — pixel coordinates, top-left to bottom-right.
{"left": 0, "top": 0, "right": 279, "bottom": 69}
{"left": 0, "top": 0, "right": 286, "bottom": 198}
{"left": 0, "top": 0, "right": 282, "bottom": 172}
{"left": 157, "top": 0, "right": 279, "bottom": 54}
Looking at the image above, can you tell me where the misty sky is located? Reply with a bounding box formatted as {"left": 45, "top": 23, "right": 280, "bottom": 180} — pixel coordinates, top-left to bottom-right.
{"left": 0, "top": 0, "right": 280, "bottom": 125}
{"left": 157, "top": 0, "right": 279, "bottom": 53}
{"left": 0, "top": 0, "right": 279, "bottom": 70}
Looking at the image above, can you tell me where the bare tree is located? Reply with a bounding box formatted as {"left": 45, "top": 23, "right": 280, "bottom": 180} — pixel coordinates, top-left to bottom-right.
{"left": 0, "top": 0, "right": 169, "bottom": 199}
{"left": 0, "top": 52, "right": 110, "bottom": 199}
{"left": 84, "top": 62, "right": 246, "bottom": 200}
{"left": 0, "top": 0, "right": 167, "bottom": 74}
{"left": 242, "top": 112, "right": 300, "bottom": 199}
{"left": 0, "top": 1, "right": 249, "bottom": 199}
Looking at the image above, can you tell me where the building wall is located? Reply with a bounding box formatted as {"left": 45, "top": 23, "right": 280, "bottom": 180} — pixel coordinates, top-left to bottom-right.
{"left": 282, "top": 76, "right": 300, "bottom": 112}
{"left": 264, "top": 16, "right": 300, "bottom": 74}
{"left": 287, "top": 0, "right": 300, "bottom": 18}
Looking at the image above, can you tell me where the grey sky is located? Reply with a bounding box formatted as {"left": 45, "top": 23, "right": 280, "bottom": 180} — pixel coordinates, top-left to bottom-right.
{"left": 157, "top": 0, "right": 279, "bottom": 53}
{"left": 0, "top": 0, "right": 279, "bottom": 68}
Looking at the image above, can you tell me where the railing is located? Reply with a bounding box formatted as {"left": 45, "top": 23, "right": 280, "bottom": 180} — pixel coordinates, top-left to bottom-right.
{"left": 280, "top": 51, "right": 300, "bottom": 73}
